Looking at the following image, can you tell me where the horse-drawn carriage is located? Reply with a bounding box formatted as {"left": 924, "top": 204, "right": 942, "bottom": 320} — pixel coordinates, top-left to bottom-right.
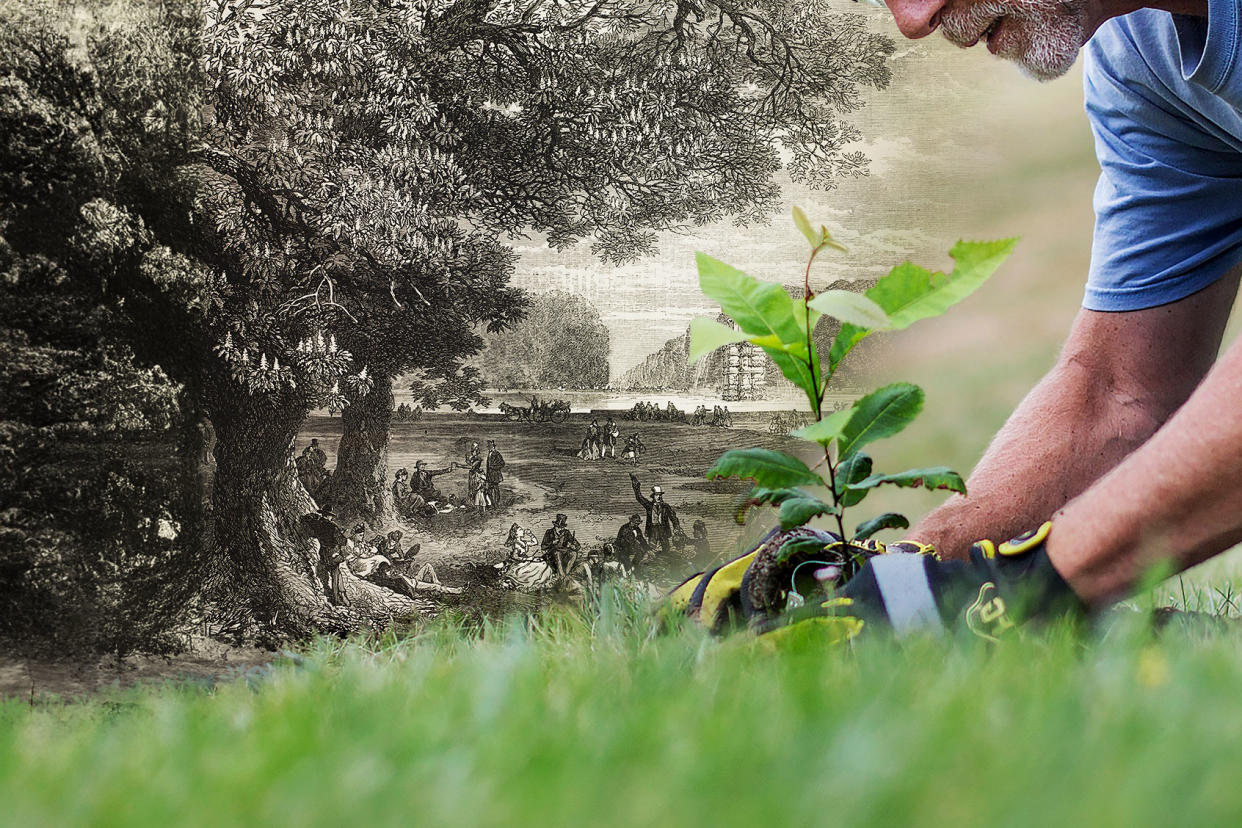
{"left": 499, "top": 399, "right": 571, "bottom": 424}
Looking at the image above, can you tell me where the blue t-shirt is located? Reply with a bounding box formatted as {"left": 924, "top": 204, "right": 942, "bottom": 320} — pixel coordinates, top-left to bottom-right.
{"left": 1083, "top": 0, "right": 1242, "bottom": 310}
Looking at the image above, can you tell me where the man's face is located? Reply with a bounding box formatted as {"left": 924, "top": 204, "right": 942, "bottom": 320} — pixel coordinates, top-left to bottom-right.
{"left": 890, "top": 0, "right": 1095, "bottom": 81}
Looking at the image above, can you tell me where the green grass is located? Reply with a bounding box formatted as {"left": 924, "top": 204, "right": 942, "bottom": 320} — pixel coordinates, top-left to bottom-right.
{"left": 3, "top": 587, "right": 1242, "bottom": 827}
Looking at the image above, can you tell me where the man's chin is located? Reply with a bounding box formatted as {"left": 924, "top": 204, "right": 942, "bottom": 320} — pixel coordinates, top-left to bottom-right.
{"left": 1000, "top": 39, "right": 1081, "bottom": 81}
{"left": 1012, "top": 57, "right": 1076, "bottom": 81}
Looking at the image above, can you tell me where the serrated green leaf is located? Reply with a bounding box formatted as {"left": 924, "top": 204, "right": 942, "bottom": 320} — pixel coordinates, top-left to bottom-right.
{"left": 791, "top": 406, "right": 854, "bottom": 444}
{"left": 695, "top": 253, "right": 803, "bottom": 346}
{"left": 834, "top": 452, "right": 873, "bottom": 508}
{"left": 706, "top": 449, "right": 822, "bottom": 489}
{"left": 779, "top": 496, "right": 837, "bottom": 530}
{"left": 868, "top": 239, "right": 1017, "bottom": 332}
{"left": 733, "top": 487, "right": 802, "bottom": 524}
{"left": 836, "top": 383, "right": 924, "bottom": 460}
{"left": 763, "top": 347, "right": 818, "bottom": 406}
{"left": 824, "top": 239, "right": 1016, "bottom": 383}
{"left": 844, "top": 466, "right": 966, "bottom": 495}
{"left": 792, "top": 206, "right": 818, "bottom": 248}
{"left": 688, "top": 317, "right": 748, "bottom": 364}
{"left": 853, "top": 513, "right": 910, "bottom": 542}
{"left": 826, "top": 321, "right": 868, "bottom": 382}
{"left": 808, "top": 290, "right": 889, "bottom": 329}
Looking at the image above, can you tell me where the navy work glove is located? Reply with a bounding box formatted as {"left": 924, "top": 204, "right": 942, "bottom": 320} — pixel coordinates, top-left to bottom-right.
{"left": 662, "top": 527, "right": 935, "bottom": 634}
{"left": 761, "top": 522, "right": 1085, "bottom": 641}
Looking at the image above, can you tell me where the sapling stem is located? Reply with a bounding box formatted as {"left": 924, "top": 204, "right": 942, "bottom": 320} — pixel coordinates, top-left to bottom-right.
{"left": 803, "top": 245, "right": 847, "bottom": 541}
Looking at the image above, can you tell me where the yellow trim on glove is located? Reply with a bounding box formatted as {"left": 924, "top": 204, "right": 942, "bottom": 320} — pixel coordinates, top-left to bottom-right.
{"left": 697, "top": 551, "right": 756, "bottom": 629}
{"left": 998, "top": 521, "right": 1052, "bottom": 557}
{"left": 667, "top": 575, "right": 703, "bottom": 613}
{"left": 972, "top": 539, "right": 997, "bottom": 559}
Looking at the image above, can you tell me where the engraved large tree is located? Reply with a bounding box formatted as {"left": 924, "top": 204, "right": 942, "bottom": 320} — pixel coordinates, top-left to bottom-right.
{"left": 203, "top": 0, "right": 895, "bottom": 537}
{"left": 44, "top": 0, "right": 894, "bottom": 638}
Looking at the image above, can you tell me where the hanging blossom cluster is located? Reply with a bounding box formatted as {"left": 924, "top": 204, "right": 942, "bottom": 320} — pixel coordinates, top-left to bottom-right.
{"left": 213, "top": 330, "right": 372, "bottom": 406}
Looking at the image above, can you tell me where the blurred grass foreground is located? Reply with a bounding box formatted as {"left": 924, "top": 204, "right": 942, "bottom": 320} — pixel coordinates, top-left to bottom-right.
{"left": 3, "top": 586, "right": 1242, "bottom": 828}
{"left": 7, "top": 7, "right": 1242, "bottom": 827}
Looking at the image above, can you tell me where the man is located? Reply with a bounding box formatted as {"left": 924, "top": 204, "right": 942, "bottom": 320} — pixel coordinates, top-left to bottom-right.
{"left": 306, "top": 438, "right": 327, "bottom": 470}
{"left": 631, "top": 473, "right": 684, "bottom": 556}
{"left": 615, "top": 514, "right": 651, "bottom": 570}
{"left": 603, "top": 415, "right": 620, "bottom": 458}
{"left": 411, "top": 459, "right": 454, "bottom": 503}
{"left": 541, "top": 513, "right": 581, "bottom": 576}
{"left": 485, "top": 439, "right": 506, "bottom": 507}
{"left": 302, "top": 509, "right": 347, "bottom": 603}
{"left": 686, "top": 0, "right": 1242, "bottom": 639}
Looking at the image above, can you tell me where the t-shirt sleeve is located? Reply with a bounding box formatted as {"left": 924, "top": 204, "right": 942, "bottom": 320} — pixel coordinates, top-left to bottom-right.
{"left": 1082, "top": 20, "right": 1242, "bottom": 311}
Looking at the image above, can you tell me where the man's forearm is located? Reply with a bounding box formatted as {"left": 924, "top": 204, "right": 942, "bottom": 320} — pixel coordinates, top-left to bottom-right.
{"left": 912, "top": 274, "right": 1239, "bottom": 560}
{"left": 1050, "top": 334, "right": 1242, "bottom": 605}
{"left": 911, "top": 356, "right": 1165, "bottom": 559}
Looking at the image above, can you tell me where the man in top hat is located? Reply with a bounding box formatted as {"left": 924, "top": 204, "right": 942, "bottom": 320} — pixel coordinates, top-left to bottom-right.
{"left": 540, "top": 513, "right": 581, "bottom": 576}
{"left": 603, "top": 415, "right": 620, "bottom": 458}
{"left": 484, "top": 439, "right": 506, "bottom": 507}
{"left": 630, "top": 473, "right": 683, "bottom": 556}
{"left": 306, "top": 438, "right": 327, "bottom": 469}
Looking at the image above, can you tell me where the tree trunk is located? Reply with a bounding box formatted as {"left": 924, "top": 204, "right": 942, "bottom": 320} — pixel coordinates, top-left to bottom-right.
{"left": 179, "top": 400, "right": 215, "bottom": 546}
{"left": 170, "top": 400, "right": 216, "bottom": 611}
{"left": 328, "top": 373, "right": 394, "bottom": 528}
{"left": 207, "top": 394, "right": 430, "bottom": 641}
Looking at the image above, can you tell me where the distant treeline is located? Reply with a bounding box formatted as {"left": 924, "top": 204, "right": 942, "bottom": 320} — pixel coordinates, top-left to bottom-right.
{"left": 474, "top": 291, "right": 610, "bottom": 390}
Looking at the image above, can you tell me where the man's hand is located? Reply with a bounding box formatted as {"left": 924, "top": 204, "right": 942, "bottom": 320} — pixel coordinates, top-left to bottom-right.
{"left": 910, "top": 273, "right": 1239, "bottom": 561}
{"left": 764, "top": 522, "right": 1084, "bottom": 641}
{"left": 664, "top": 522, "right": 1084, "bottom": 641}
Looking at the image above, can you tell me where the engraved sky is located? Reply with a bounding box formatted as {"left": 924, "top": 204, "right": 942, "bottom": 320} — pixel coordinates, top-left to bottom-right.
{"left": 504, "top": 8, "right": 1091, "bottom": 377}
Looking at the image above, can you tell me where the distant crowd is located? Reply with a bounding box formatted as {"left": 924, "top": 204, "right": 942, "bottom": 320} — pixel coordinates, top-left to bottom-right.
{"left": 624, "top": 401, "right": 733, "bottom": 426}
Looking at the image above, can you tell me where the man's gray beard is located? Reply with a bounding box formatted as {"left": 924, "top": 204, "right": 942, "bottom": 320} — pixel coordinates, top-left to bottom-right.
{"left": 939, "top": 0, "right": 1089, "bottom": 81}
